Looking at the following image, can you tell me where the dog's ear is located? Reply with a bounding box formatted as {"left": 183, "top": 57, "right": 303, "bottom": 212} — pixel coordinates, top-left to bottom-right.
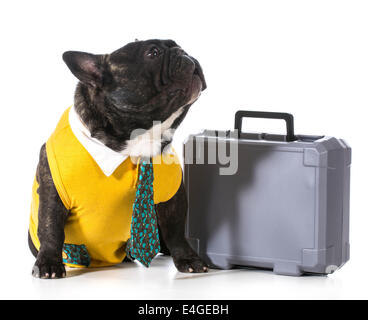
{"left": 62, "top": 51, "right": 107, "bottom": 88}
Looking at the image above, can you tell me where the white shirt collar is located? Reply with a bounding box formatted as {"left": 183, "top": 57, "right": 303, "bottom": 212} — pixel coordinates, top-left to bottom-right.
{"left": 69, "top": 106, "right": 175, "bottom": 177}
{"left": 69, "top": 106, "right": 130, "bottom": 176}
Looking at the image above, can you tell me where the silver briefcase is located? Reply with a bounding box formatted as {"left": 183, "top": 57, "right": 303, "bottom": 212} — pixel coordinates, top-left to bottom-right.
{"left": 184, "top": 110, "right": 351, "bottom": 276}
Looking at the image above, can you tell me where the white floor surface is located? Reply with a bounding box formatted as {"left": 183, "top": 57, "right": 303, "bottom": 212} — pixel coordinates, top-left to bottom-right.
{"left": 1, "top": 253, "right": 365, "bottom": 300}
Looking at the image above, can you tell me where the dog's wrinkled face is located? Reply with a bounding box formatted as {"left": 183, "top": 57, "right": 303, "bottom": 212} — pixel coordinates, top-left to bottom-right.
{"left": 63, "top": 39, "right": 206, "bottom": 127}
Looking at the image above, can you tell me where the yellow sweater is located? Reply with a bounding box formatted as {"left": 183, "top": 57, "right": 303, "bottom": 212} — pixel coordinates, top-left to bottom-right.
{"left": 29, "top": 108, "right": 182, "bottom": 267}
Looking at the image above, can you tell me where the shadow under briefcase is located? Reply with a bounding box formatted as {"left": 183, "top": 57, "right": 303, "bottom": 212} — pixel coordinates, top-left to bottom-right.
{"left": 184, "top": 111, "right": 351, "bottom": 276}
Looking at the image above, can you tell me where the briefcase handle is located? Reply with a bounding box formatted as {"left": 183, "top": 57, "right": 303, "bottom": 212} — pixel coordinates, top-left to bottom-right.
{"left": 234, "top": 110, "right": 297, "bottom": 142}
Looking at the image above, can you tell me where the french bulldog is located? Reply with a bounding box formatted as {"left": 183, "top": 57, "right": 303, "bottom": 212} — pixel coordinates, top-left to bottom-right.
{"left": 28, "top": 39, "right": 207, "bottom": 278}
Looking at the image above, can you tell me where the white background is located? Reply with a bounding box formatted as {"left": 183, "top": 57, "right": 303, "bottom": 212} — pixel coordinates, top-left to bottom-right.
{"left": 0, "top": 0, "right": 367, "bottom": 300}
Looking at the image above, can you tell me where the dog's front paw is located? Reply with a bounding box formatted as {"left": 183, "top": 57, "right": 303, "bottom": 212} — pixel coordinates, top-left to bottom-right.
{"left": 173, "top": 255, "right": 209, "bottom": 273}
{"left": 32, "top": 256, "right": 66, "bottom": 279}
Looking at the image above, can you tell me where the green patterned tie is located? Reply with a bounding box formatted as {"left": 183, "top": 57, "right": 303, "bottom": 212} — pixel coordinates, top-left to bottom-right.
{"left": 125, "top": 158, "right": 161, "bottom": 267}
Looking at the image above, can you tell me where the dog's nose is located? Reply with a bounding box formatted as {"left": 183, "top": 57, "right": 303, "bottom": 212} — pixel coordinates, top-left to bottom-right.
{"left": 171, "top": 47, "right": 185, "bottom": 57}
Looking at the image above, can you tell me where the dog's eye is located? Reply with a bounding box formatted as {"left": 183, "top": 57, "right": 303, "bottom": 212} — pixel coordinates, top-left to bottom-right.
{"left": 147, "top": 47, "right": 160, "bottom": 58}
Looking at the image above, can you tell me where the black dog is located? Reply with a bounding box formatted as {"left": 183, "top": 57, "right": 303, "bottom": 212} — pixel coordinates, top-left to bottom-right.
{"left": 28, "top": 39, "right": 207, "bottom": 278}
